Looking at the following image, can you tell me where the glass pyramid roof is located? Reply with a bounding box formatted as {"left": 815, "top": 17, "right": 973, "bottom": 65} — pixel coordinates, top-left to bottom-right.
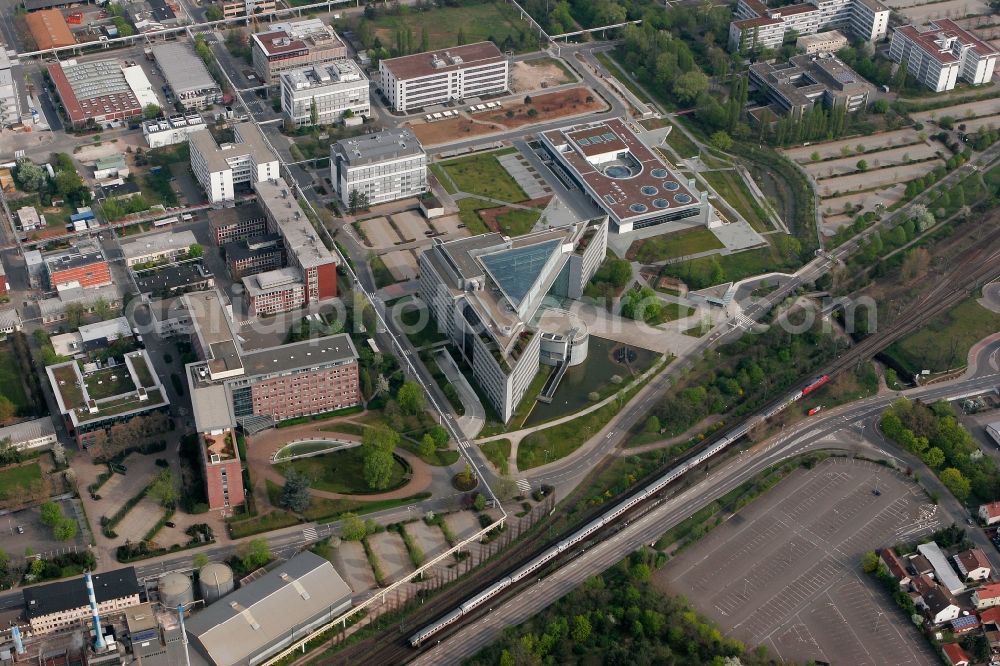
{"left": 479, "top": 240, "right": 561, "bottom": 306}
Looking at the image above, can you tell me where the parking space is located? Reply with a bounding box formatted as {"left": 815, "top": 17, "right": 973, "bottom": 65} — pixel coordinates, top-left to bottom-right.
{"left": 429, "top": 214, "right": 471, "bottom": 240}
{"left": 333, "top": 541, "right": 376, "bottom": 594}
{"left": 381, "top": 250, "right": 419, "bottom": 282}
{"left": 359, "top": 217, "right": 402, "bottom": 250}
{"left": 404, "top": 520, "right": 450, "bottom": 562}
{"left": 368, "top": 531, "right": 412, "bottom": 584}
{"left": 114, "top": 497, "right": 166, "bottom": 543}
{"left": 390, "top": 211, "right": 431, "bottom": 242}
{"left": 1, "top": 498, "right": 86, "bottom": 558}
{"left": 658, "top": 457, "right": 940, "bottom": 666}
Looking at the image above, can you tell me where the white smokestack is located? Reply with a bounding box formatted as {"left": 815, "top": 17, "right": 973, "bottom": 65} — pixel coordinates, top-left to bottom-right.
{"left": 11, "top": 626, "right": 24, "bottom": 654}
{"left": 85, "top": 571, "right": 106, "bottom": 651}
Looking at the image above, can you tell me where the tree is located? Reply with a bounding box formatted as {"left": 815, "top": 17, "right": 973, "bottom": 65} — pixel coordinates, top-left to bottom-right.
{"left": 347, "top": 188, "right": 369, "bottom": 214}
{"left": 0, "top": 396, "right": 15, "bottom": 424}
{"left": 473, "top": 493, "right": 486, "bottom": 511}
{"left": 54, "top": 518, "right": 77, "bottom": 541}
{"left": 861, "top": 550, "right": 880, "bottom": 573}
{"left": 922, "top": 446, "right": 945, "bottom": 469}
{"left": 205, "top": 4, "right": 223, "bottom": 19}
{"left": 420, "top": 26, "right": 429, "bottom": 53}
{"left": 709, "top": 130, "right": 732, "bottom": 151}
{"left": 188, "top": 243, "right": 204, "bottom": 259}
{"left": 397, "top": 381, "right": 425, "bottom": 415}
{"left": 65, "top": 302, "right": 85, "bottom": 329}
{"left": 143, "top": 103, "right": 161, "bottom": 120}
{"left": 571, "top": 614, "right": 592, "bottom": 643}
{"left": 940, "top": 467, "right": 970, "bottom": 500}
{"left": 148, "top": 470, "right": 179, "bottom": 507}
{"left": 901, "top": 248, "right": 930, "bottom": 282}
{"left": 456, "top": 27, "right": 466, "bottom": 45}
{"left": 644, "top": 415, "right": 661, "bottom": 433}
{"left": 362, "top": 424, "right": 399, "bottom": 490}
{"left": 672, "top": 70, "right": 708, "bottom": 104}
{"left": 419, "top": 434, "right": 436, "bottom": 458}
{"left": 872, "top": 99, "right": 890, "bottom": 114}
{"left": 340, "top": 512, "right": 367, "bottom": 541}
{"left": 279, "top": 470, "right": 312, "bottom": 512}
{"left": 241, "top": 538, "right": 272, "bottom": 571}
{"left": 193, "top": 553, "right": 209, "bottom": 569}
{"left": 856, "top": 159, "right": 868, "bottom": 172}
{"left": 429, "top": 424, "right": 449, "bottom": 448}
{"left": 13, "top": 159, "right": 47, "bottom": 192}
{"left": 40, "top": 502, "right": 63, "bottom": 527}
{"left": 310, "top": 97, "right": 319, "bottom": 126}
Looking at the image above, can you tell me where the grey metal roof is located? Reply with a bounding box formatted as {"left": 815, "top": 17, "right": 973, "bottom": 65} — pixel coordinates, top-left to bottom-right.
{"left": 0, "top": 416, "right": 56, "bottom": 445}
{"left": 331, "top": 128, "right": 424, "bottom": 167}
{"left": 152, "top": 42, "right": 219, "bottom": 95}
{"left": 186, "top": 552, "right": 351, "bottom": 666}
{"left": 240, "top": 333, "right": 358, "bottom": 377}
{"left": 120, "top": 229, "right": 198, "bottom": 260}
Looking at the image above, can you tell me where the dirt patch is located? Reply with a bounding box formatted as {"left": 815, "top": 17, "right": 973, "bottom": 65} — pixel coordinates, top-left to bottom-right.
{"left": 333, "top": 541, "right": 376, "bottom": 593}
{"left": 511, "top": 58, "right": 574, "bottom": 93}
{"left": 409, "top": 87, "right": 605, "bottom": 146}
{"left": 114, "top": 497, "right": 166, "bottom": 543}
{"left": 368, "top": 531, "right": 412, "bottom": 584}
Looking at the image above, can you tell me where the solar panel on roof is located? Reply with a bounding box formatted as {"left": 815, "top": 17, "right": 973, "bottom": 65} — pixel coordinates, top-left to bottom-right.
{"left": 589, "top": 136, "right": 602, "bottom": 144}
{"left": 603, "top": 132, "right": 615, "bottom": 140}
{"left": 578, "top": 138, "right": 590, "bottom": 145}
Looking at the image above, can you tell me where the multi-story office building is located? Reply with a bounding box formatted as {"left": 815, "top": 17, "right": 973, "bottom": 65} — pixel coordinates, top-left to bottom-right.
{"left": 749, "top": 53, "right": 873, "bottom": 118}
{"left": 190, "top": 122, "right": 280, "bottom": 204}
{"left": 120, "top": 229, "right": 198, "bottom": 267}
{"left": 330, "top": 128, "right": 427, "bottom": 206}
{"left": 215, "top": 0, "right": 276, "bottom": 19}
{"left": 151, "top": 42, "right": 222, "bottom": 110}
{"left": 208, "top": 201, "right": 267, "bottom": 245}
{"left": 797, "top": 29, "right": 849, "bottom": 54}
{"left": 377, "top": 41, "right": 510, "bottom": 113}
{"left": 184, "top": 290, "right": 360, "bottom": 435}
{"left": 419, "top": 219, "right": 607, "bottom": 422}
{"left": 728, "top": 0, "right": 888, "bottom": 52}
{"left": 201, "top": 427, "right": 245, "bottom": 513}
{"left": 539, "top": 118, "right": 709, "bottom": 234}
{"left": 889, "top": 19, "right": 998, "bottom": 92}
{"left": 23, "top": 568, "right": 141, "bottom": 635}
{"left": 41, "top": 240, "right": 112, "bottom": 291}
{"left": 251, "top": 18, "right": 347, "bottom": 84}
{"left": 224, "top": 233, "right": 284, "bottom": 278}
{"left": 280, "top": 60, "right": 370, "bottom": 127}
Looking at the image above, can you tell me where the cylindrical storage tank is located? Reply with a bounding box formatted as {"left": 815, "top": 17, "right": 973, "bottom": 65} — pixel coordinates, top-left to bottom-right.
{"left": 199, "top": 562, "right": 234, "bottom": 604}
{"left": 159, "top": 572, "right": 194, "bottom": 609}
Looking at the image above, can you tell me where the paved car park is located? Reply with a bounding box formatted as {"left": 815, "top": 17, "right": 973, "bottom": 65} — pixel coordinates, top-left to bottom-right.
{"left": 658, "top": 457, "right": 941, "bottom": 666}
{"left": 1, "top": 498, "right": 86, "bottom": 559}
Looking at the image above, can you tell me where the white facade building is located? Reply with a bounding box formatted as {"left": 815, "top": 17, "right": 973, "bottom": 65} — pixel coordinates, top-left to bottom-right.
{"left": 378, "top": 41, "right": 510, "bottom": 113}
{"left": 190, "top": 122, "right": 280, "bottom": 204}
{"left": 728, "top": 0, "right": 888, "bottom": 52}
{"left": 330, "top": 128, "right": 426, "bottom": 206}
{"left": 142, "top": 113, "right": 206, "bottom": 148}
{"left": 280, "top": 60, "right": 369, "bottom": 127}
{"left": 889, "top": 20, "right": 998, "bottom": 92}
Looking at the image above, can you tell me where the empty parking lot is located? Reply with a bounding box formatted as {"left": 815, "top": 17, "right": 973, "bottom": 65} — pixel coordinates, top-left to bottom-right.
{"left": 658, "top": 457, "right": 941, "bottom": 666}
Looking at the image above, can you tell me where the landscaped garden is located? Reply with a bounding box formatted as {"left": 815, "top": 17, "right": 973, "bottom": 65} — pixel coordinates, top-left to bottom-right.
{"left": 275, "top": 445, "right": 409, "bottom": 495}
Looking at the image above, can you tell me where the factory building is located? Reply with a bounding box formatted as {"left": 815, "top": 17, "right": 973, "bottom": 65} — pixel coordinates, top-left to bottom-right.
{"left": 22, "top": 568, "right": 141, "bottom": 635}
{"left": 46, "top": 59, "right": 156, "bottom": 128}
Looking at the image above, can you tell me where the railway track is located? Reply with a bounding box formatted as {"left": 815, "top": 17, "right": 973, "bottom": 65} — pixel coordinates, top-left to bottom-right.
{"left": 320, "top": 224, "right": 1000, "bottom": 666}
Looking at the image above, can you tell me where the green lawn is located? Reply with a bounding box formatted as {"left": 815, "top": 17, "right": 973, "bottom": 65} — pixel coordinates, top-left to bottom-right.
{"left": 365, "top": 3, "right": 540, "bottom": 53}
{"left": 661, "top": 302, "right": 695, "bottom": 322}
{"left": 494, "top": 208, "right": 541, "bottom": 236}
{"left": 370, "top": 254, "right": 395, "bottom": 288}
{"left": 632, "top": 227, "right": 724, "bottom": 263}
{"left": 394, "top": 298, "right": 448, "bottom": 348}
{"left": 437, "top": 152, "right": 526, "bottom": 203}
{"left": 0, "top": 462, "right": 42, "bottom": 495}
{"left": 683, "top": 321, "right": 713, "bottom": 337}
{"left": 397, "top": 439, "right": 460, "bottom": 467}
{"left": 594, "top": 51, "right": 651, "bottom": 104}
{"left": 457, "top": 198, "right": 494, "bottom": 235}
{"left": 662, "top": 242, "right": 795, "bottom": 290}
{"left": 480, "top": 439, "right": 511, "bottom": 475}
{"left": 0, "top": 343, "right": 29, "bottom": 411}
{"left": 662, "top": 127, "right": 700, "bottom": 160}
{"left": 701, "top": 169, "right": 772, "bottom": 233}
{"left": 275, "top": 447, "right": 408, "bottom": 495}
{"left": 887, "top": 299, "right": 1000, "bottom": 374}
{"left": 84, "top": 367, "right": 136, "bottom": 400}
{"left": 429, "top": 164, "right": 457, "bottom": 194}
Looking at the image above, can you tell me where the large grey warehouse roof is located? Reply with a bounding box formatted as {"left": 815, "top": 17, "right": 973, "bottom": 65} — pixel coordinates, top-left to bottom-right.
{"left": 331, "top": 128, "right": 424, "bottom": 166}
{"left": 185, "top": 551, "right": 352, "bottom": 666}
{"left": 152, "top": 42, "right": 218, "bottom": 94}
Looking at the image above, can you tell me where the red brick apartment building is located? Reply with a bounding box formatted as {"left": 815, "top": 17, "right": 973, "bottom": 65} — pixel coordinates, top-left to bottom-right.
{"left": 201, "top": 429, "right": 245, "bottom": 512}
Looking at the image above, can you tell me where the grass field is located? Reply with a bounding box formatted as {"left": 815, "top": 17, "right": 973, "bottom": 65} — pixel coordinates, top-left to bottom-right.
{"left": 0, "top": 462, "right": 42, "bottom": 495}
{"left": 84, "top": 367, "right": 135, "bottom": 400}
{"left": 886, "top": 298, "right": 1000, "bottom": 374}
{"left": 701, "top": 169, "right": 772, "bottom": 232}
{"left": 662, "top": 242, "right": 792, "bottom": 290}
{"left": 437, "top": 152, "right": 526, "bottom": 203}
{"left": 370, "top": 255, "right": 395, "bottom": 289}
{"left": 631, "top": 226, "right": 724, "bottom": 263}
{"left": 365, "top": 3, "right": 538, "bottom": 53}
{"left": 429, "top": 164, "right": 457, "bottom": 194}
{"left": 493, "top": 208, "right": 541, "bottom": 236}
{"left": 457, "top": 198, "right": 495, "bottom": 235}
{"left": 594, "top": 51, "right": 651, "bottom": 104}
{"left": 480, "top": 439, "right": 511, "bottom": 475}
{"left": 0, "top": 343, "right": 28, "bottom": 412}
{"left": 661, "top": 302, "right": 695, "bottom": 322}
{"left": 275, "top": 447, "right": 407, "bottom": 494}
{"left": 394, "top": 298, "right": 448, "bottom": 348}
{"left": 662, "top": 127, "right": 700, "bottom": 160}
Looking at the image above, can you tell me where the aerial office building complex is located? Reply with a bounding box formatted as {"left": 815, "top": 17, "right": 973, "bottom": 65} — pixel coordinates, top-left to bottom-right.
{"left": 419, "top": 218, "right": 608, "bottom": 422}
{"left": 151, "top": 42, "right": 223, "bottom": 110}
{"left": 888, "top": 20, "right": 998, "bottom": 92}
{"left": 251, "top": 19, "right": 347, "bottom": 84}
{"left": 728, "top": 0, "right": 889, "bottom": 52}
{"left": 189, "top": 122, "right": 280, "bottom": 204}
{"left": 280, "top": 60, "right": 370, "bottom": 126}
{"left": 377, "top": 41, "right": 510, "bottom": 112}
{"left": 749, "top": 53, "right": 873, "bottom": 119}
{"left": 330, "top": 128, "right": 427, "bottom": 206}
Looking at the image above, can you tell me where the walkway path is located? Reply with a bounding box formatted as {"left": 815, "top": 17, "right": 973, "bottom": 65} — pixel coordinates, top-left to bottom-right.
{"left": 616, "top": 415, "right": 722, "bottom": 456}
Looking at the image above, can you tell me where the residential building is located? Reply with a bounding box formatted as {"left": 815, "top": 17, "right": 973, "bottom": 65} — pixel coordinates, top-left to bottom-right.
{"left": 980, "top": 500, "right": 1000, "bottom": 525}
{"left": 25, "top": 9, "right": 74, "bottom": 51}
{"left": 134, "top": 262, "right": 215, "bottom": 297}
{"left": 749, "top": 53, "right": 873, "bottom": 120}
{"left": 419, "top": 218, "right": 607, "bottom": 422}
{"left": 539, "top": 118, "right": 710, "bottom": 234}
{"left": 46, "top": 58, "right": 153, "bottom": 128}
{"left": 16, "top": 206, "right": 44, "bottom": 231}
{"left": 942, "top": 642, "right": 972, "bottom": 666}
{"left": 0, "top": 417, "right": 57, "bottom": 452}
{"left": 728, "top": 0, "right": 888, "bottom": 52}
{"left": 189, "top": 122, "right": 280, "bottom": 204}
{"left": 950, "top": 614, "right": 980, "bottom": 635}
{"left": 251, "top": 19, "right": 347, "bottom": 84}
{"left": 186, "top": 551, "right": 352, "bottom": 666}
{"left": 183, "top": 290, "right": 360, "bottom": 433}
{"left": 38, "top": 284, "right": 122, "bottom": 325}
{"left": 918, "top": 542, "right": 966, "bottom": 593}
{"left": 280, "top": 60, "right": 369, "bottom": 127}
{"left": 46, "top": 350, "right": 170, "bottom": 446}
{"left": 889, "top": 19, "right": 998, "bottom": 92}
{"left": 151, "top": 42, "right": 223, "bottom": 110}
{"left": 50, "top": 317, "right": 132, "bottom": 356}
{"left": 330, "top": 128, "right": 427, "bottom": 206}
{"left": 224, "top": 233, "right": 284, "bottom": 278}
{"left": 797, "top": 29, "right": 849, "bottom": 54}
{"left": 954, "top": 548, "right": 992, "bottom": 581}
{"left": 880, "top": 548, "right": 911, "bottom": 586}
{"left": 142, "top": 113, "right": 206, "bottom": 148}
{"left": 120, "top": 229, "right": 198, "bottom": 268}
{"left": 921, "top": 584, "right": 961, "bottom": 625}
{"left": 42, "top": 240, "right": 112, "bottom": 291}
{"left": 22, "top": 567, "right": 141, "bottom": 635}
{"left": 207, "top": 201, "right": 267, "bottom": 245}
{"left": 93, "top": 154, "right": 129, "bottom": 180}
{"left": 973, "top": 582, "right": 1000, "bottom": 609}
{"left": 216, "top": 0, "right": 276, "bottom": 19}
{"left": 378, "top": 41, "right": 510, "bottom": 113}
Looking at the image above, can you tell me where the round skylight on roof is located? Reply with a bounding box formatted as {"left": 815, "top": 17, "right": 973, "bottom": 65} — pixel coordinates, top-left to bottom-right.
{"left": 640, "top": 185, "right": 657, "bottom": 196}
{"left": 674, "top": 193, "right": 693, "bottom": 204}
{"left": 652, "top": 198, "right": 669, "bottom": 209}
{"left": 629, "top": 203, "right": 648, "bottom": 213}
{"left": 662, "top": 181, "right": 680, "bottom": 191}
{"left": 605, "top": 165, "right": 632, "bottom": 179}
{"left": 650, "top": 168, "right": 668, "bottom": 178}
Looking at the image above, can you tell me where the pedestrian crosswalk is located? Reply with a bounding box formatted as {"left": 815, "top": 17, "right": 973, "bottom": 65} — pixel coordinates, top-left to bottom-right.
{"left": 238, "top": 319, "right": 253, "bottom": 328}
{"left": 735, "top": 313, "right": 756, "bottom": 331}
{"left": 302, "top": 527, "right": 318, "bottom": 541}
{"left": 517, "top": 478, "right": 531, "bottom": 494}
